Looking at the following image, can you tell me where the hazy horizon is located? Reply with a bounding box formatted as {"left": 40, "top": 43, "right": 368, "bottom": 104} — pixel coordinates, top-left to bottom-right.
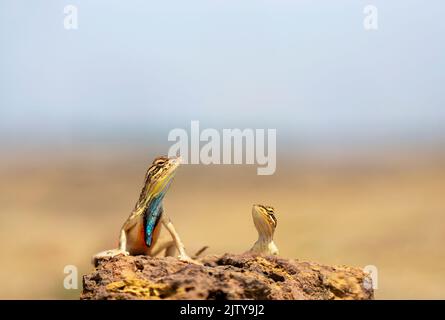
{"left": 2, "top": 0, "right": 445, "bottom": 149}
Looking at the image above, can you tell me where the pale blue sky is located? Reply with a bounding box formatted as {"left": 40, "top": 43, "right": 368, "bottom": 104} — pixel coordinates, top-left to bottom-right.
{"left": 1, "top": 0, "right": 444, "bottom": 146}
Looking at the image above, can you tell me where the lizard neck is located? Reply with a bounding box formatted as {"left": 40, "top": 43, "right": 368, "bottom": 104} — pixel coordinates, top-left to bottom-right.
{"left": 257, "top": 233, "right": 273, "bottom": 245}
{"left": 250, "top": 236, "right": 278, "bottom": 255}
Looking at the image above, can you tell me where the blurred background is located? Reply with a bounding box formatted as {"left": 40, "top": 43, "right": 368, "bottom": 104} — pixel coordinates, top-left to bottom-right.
{"left": 1, "top": 0, "right": 444, "bottom": 299}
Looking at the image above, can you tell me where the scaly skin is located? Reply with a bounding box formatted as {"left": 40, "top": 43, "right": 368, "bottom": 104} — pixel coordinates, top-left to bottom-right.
{"left": 92, "top": 156, "right": 194, "bottom": 265}
{"left": 248, "top": 204, "right": 279, "bottom": 255}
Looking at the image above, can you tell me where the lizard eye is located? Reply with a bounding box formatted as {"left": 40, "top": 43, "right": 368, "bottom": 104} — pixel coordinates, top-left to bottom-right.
{"left": 153, "top": 157, "right": 168, "bottom": 166}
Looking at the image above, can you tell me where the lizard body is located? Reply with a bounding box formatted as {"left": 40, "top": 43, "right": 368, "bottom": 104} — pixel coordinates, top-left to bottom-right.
{"left": 248, "top": 204, "right": 279, "bottom": 255}
{"left": 93, "top": 156, "right": 192, "bottom": 264}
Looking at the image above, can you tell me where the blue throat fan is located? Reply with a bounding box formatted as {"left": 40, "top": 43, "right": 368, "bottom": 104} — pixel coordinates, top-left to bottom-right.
{"left": 143, "top": 192, "right": 165, "bottom": 247}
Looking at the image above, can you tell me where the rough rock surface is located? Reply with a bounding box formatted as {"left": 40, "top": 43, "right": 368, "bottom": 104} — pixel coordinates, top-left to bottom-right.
{"left": 81, "top": 254, "right": 374, "bottom": 300}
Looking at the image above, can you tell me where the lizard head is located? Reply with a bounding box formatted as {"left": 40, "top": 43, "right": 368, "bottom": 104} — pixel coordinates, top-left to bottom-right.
{"left": 252, "top": 204, "right": 277, "bottom": 241}
{"left": 145, "top": 156, "right": 182, "bottom": 198}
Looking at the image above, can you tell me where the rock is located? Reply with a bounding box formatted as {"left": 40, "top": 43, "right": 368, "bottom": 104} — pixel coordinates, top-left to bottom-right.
{"left": 81, "top": 253, "right": 374, "bottom": 300}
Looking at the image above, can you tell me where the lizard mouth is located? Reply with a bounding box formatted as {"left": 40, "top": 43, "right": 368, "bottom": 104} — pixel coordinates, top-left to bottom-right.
{"left": 171, "top": 156, "right": 182, "bottom": 165}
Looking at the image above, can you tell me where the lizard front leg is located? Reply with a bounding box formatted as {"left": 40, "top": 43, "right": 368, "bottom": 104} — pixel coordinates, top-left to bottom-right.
{"left": 118, "top": 227, "right": 127, "bottom": 251}
{"left": 91, "top": 228, "right": 130, "bottom": 266}
{"left": 159, "top": 209, "right": 196, "bottom": 263}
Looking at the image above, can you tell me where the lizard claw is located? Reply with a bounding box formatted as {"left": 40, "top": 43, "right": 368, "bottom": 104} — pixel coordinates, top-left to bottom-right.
{"left": 178, "top": 254, "right": 202, "bottom": 265}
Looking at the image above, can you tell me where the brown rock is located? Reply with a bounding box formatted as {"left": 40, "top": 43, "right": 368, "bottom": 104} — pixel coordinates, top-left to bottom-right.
{"left": 81, "top": 253, "right": 374, "bottom": 300}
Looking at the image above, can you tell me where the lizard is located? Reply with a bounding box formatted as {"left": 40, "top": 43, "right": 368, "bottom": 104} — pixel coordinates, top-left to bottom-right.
{"left": 248, "top": 204, "right": 279, "bottom": 255}
{"left": 92, "top": 155, "right": 193, "bottom": 265}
